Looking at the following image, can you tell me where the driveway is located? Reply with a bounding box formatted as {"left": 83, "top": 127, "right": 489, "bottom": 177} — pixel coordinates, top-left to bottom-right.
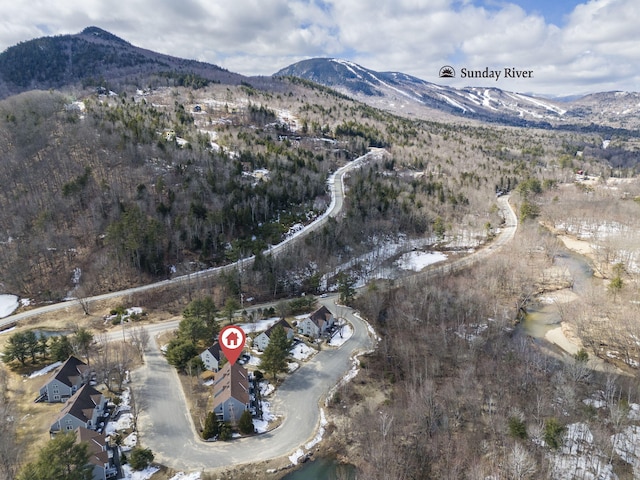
{"left": 133, "top": 294, "right": 374, "bottom": 470}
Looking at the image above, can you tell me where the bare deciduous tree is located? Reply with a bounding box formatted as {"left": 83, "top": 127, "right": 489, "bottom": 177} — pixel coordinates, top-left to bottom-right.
{"left": 0, "top": 368, "right": 20, "bottom": 480}
{"left": 129, "top": 326, "right": 150, "bottom": 361}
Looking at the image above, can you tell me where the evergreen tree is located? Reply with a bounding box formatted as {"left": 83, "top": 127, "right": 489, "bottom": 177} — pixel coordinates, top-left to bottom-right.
{"left": 259, "top": 326, "right": 291, "bottom": 380}
{"left": 337, "top": 272, "right": 356, "bottom": 304}
{"left": 129, "top": 447, "right": 154, "bottom": 471}
{"left": 183, "top": 297, "right": 219, "bottom": 339}
{"left": 238, "top": 409, "right": 254, "bottom": 434}
{"left": 2, "top": 332, "right": 29, "bottom": 365}
{"left": 50, "top": 335, "right": 74, "bottom": 361}
{"left": 202, "top": 411, "right": 220, "bottom": 440}
{"left": 165, "top": 338, "right": 198, "bottom": 372}
{"left": 17, "top": 432, "right": 93, "bottom": 480}
{"left": 177, "top": 316, "right": 209, "bottom": 344}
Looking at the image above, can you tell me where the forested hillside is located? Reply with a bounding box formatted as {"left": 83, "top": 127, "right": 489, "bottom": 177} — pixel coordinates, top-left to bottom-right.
{"left": 0, "top": 75, "right": 613, "bottom": 304}
{"left": 0, "top": 26, "right": 249, "bottom": 99}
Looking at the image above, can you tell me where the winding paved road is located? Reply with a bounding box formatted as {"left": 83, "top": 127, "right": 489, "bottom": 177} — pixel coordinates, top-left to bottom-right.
{"left": 0, "top": 149, "right": 386, "bottom": 331}
{"left": 132, "top": 295, "right": 372, "bottom": 470}
{"left": 3, "top": 150, "right": 519, "bottom": 471}
{"left": 125, "top": 196, "right": 518, "bottom": 471}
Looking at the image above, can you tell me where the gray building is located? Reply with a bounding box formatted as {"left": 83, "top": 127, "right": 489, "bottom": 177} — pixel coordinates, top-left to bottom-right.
{"left": 212, "top": 363, "right": 252, "bottom": 423}
{"left": 50, "top": 384, "right": 108, "bottom": 435}
{"left": 38, "top": 356, "right": 90, "bottom": 402}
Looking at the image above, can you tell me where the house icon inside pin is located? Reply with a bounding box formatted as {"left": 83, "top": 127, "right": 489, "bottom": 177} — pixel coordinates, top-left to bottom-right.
{"left": 225, "top": 330, "right": 239, "bottom": 347}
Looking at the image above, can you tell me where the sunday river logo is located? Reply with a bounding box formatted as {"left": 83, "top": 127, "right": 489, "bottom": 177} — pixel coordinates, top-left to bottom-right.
{"left": 439, "top": 66, "right": 533, "bottom": 80}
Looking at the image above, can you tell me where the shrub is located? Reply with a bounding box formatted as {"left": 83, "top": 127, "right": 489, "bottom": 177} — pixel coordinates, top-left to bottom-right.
{"left": 544, "top": 418, "right": 564, "bottom": 450}
{"left": 508, "top": 416, "right": 527, "bottom": 439}
{"left": 129, "top": 447, "right": 154, "bottom": 470}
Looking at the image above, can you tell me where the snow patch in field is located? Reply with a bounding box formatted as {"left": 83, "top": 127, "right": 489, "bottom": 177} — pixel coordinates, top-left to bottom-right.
{"left": 550, "top": 422, "right": 617, "bottom": 480}
{"left": 260, "top": 381, "right": 275, "bottom": 397}
{"left": 287, "top": 362, "right": 299, "bottom": 372}
{"left": 396, "top": 251, "right": 447, "bottom": 271}
{"left": 0, "top": 294, "right": 19, "bottom": 318}
{"left": 29, "top": 361, "right": 62, "bottom": 378}
{"left": 121, "top": 465, "right": 159, "bottom": 480}
{"left": 169, "top": 473, "right": 201, "bottom": 480}
{"left": 239, "top": 317, "right": 280, "bottom": 334}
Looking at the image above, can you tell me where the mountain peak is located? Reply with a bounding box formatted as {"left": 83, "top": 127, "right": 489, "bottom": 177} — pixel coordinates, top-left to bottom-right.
{"left": 79, "top": 26, "right": 129, "bottom": 45}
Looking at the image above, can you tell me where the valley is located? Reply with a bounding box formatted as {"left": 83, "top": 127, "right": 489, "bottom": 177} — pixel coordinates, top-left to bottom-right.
{"left": 2, "top": 26, "right": 640, "bottom": 480}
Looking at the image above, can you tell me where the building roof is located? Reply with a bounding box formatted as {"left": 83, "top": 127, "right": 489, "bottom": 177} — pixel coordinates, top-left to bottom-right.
{"left": 202, "top": 341, "right": 222, "bottom": 361}
{"left": 42, "top": 355, "right": 89, "bottom": 389}
{"left": 263, "top": 318, "right": 293, "bottom": 338}
{"left": 308, "top": 305, "right": 333, "bottom": 328}
{"left": 212, "top": 362, "right": 249, "bottom": 411}
{"left": 53, "top": 384, "right": 104, "bottom": 426}
{"left": 75, "top": 427, "right": 109, "bottom": 467}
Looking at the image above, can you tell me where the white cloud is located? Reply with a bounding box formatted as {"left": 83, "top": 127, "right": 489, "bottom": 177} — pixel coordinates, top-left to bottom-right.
{"left": 0, "top": 0, "right": 638, "bottom": 95}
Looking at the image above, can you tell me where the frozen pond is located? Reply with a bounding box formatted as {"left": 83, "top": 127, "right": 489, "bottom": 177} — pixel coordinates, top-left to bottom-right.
{"left": 0, "top": 294, "right": 19, "bottom": 318}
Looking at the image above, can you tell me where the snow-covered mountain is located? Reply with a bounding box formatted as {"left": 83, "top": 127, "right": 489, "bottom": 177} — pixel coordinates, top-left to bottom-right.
{"left": 275, "top": 58, "right": 640, "bottom": 129}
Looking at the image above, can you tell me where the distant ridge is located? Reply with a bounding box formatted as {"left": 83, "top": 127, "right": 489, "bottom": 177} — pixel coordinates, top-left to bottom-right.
{"left": 275, "top": 58, "right": 640, "bottom": 129}
{"left": 0, "top": 26, "right": 247, "bottom": 99}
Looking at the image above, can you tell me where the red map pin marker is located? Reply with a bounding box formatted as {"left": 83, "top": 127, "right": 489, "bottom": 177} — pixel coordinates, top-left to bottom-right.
{"left": 218, "top": 325, "right": 246, "bottom": 366}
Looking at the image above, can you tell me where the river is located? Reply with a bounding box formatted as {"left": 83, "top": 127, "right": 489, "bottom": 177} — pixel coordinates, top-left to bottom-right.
{"left": 522, "top": 250, "right": 594, "bottom": 340}
{"left": 281, "top": 457, "right": 356, "bottom": 480}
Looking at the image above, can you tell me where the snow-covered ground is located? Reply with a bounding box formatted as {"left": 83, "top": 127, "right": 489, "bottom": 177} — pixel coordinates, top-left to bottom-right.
{"left": 328, "top": 324, "right": 353, "bottom": 347}
{"left": 253, "top": 399, "right": 277, "bottom": 433}
{"left": 239, "top": 317, "right": 281, "bottom": 335}
{"left": 290, "top": 342, "right": 316, "bottom": 360}
{"left": 121, "top": 465, "right": 159, "bottom": 480}
{"left": 396, "top": 251, "right": 447, "bottom": 271}
{"left": 550, "top": 422, "right": 617, "bottom": 480}
{"left": 28, "top": 361, "right": 63, "bottom": 378}
{"left": 121, "top": 464, "right": 207, "bottom": 479}
{"left": 0, "top": 294, "right": 19, "bottom": 318}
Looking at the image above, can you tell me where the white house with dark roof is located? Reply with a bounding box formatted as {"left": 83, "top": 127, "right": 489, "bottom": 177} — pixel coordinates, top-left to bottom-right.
{"left": 297, "top": 305, "right": 334, "bottom": 338}
{"left": 50, "top": 384, "right": 108, "bottom": 435}
{"left": 200, "top": 342, "right": 223, "bottom": 372}
{"left": 253, "top": 318, "right": 294, "bottom": 351}
{"left": 38, "top": 355, "right": 90, "bottom": 403}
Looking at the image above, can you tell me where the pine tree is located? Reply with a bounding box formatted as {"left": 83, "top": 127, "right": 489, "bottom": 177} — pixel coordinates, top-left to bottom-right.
{"left": 17, "top": 432, "right": 93, "bottom": 480}
{"left": 259, "top": 326, "right": 291, "bottom": 380}
{"left": 202, "top": 411, "right": 221, "bottom": 440}
{"left": 238, "top": 409, "right": 254, "bottom": 434}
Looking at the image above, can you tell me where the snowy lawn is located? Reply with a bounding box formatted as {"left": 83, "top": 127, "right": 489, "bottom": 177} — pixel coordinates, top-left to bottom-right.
{"left": 239, "top": 317, "right": 280, "bottom": 335}
{"left": 253, "top": 399, "right": 277, "bottom": 433}
{"left": 104, "top": 412, "right": 133, "bottom": 435}
{"left": 290, "top": 342, "right": 316, "bottom": 360}
{"left": 121, "top": 465, "right": 159, "bottom": 480}
{"left": 328, "top": 324, "right": 353, "bottom": 347}
{"left": 287, "top": 362, "right": 299, "bottom": 373}
{"left": 260, "top": 381, "right": 274, "bottom": 397}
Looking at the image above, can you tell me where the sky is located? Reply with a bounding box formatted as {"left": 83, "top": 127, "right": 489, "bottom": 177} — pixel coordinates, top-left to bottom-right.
{"left": 0, "top": 0, "right": 637, "bottom": 96}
